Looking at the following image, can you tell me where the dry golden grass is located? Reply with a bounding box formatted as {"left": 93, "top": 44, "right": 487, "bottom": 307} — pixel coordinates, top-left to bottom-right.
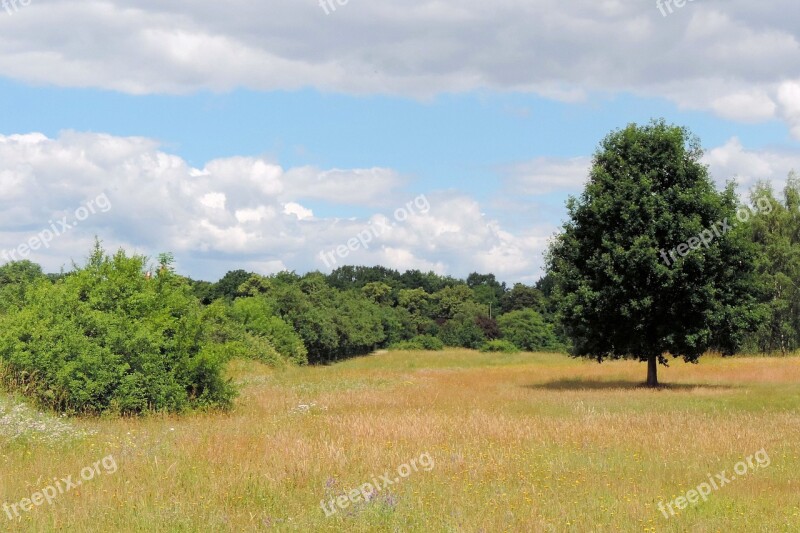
{"left": 1, "top": 350, "right": 798, "bottom": 532}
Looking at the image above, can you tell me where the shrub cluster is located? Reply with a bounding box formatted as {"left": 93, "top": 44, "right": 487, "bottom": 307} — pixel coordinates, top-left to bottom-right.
{"left": 0, "top": 246, "right": 235, "bottom": 415}
{"left": 390, "top": 335, "right": 445, "bottom": 351}
{"left": 479, "top": 340, "right": 520, "bottom": 353}
{"left": 0, "top": 247, "right": 569, "bottom": 415}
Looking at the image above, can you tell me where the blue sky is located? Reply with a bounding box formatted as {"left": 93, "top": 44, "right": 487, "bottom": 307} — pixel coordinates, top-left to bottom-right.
{"left": 0, "top": 0, "right": 798, "bottom": 282}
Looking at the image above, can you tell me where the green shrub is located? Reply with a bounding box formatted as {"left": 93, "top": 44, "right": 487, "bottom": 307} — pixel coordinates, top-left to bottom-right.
{"left": 497, "top": 309, "right": 561, "bottom": 352}
{"left": 0, "top": 261, "right": 45, "bottom": 314}
{"left": 390, "top": 335, "right": 444, "bottom": 351}
{"left": 266, "top": 278, "right": 386, "bottom": 363}
{"left": 0, "top": 244, "right": 236, "bottom": 415}
{"left": 229, "top": 297, "right": 308, "bottom": 365}
{"left": 479, "top": 340, "right": 520, "bottom": 353}
{"left": 438, "top": 316, "right": 486, "bottom": 349}
{"left": 379, "top": 306, "right": 416, "bottom": 346}
{"left": 416, "top": 335, "right": 445, "bottom": 350}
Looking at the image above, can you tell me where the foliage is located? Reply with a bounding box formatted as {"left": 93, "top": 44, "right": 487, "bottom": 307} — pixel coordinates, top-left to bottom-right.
{"left": 327, "top": 265, "right": 401, "bottom": 290}
{"left": 378, "top": 306, "right": 416, "bottom": 345}
{"left": 497, "top": 309, "right": 561, "bottom": 352}
{"left": 331, "top": 290, "right": 387, "bottom": 357}
{"left": 237, "top": 274, "right": 273, "bottom": 297}
{"left": 467, "top": 272, "right": 506, "bottom": 312}
{"left": 264, "top": 275, "right": 387, "bottom": 362}
{"left": 479, "top": 339, "right": 520, "bottom": 353}
{"left": 743, "top": 176, "right": 800, "bottom": 354}
{"left": 229, "top": 297, "right": 308, "bottom": 364}
{"left": 399, "top": 269, "right": 462, "bottom": 294}
{"left": 361, "top": 281, "right": 394, "bottom": 305}
{"left": 389, "top": 335, "right": 445, "bottom": 351}
{"left": 475, "top": 315, "right": 501, "bottom": 340}
{"left": 397, "top": 288, "right": 434, "bottom": 335}
{"left": 499, "top": 283, "right": 545, "bottom": 315}
{"left": 208, "top": 269, "right": 254, "bottom": 302}
{"left": 546, "top": 120, "right": 760, "bottom": 385}
{"left": 0, "top": 260, "right": 46, "bottom": 313}
{"left": 189, "top": 279, "right": 215, "bottom": 305}
{"left": 0, "top": 243, "right": 235, "bottom": 415}
{"left": 438, "top": 314, "right": 486, "bottom": 349}
{"left": 198, "top": 298, "right": 305, "bottom": 367}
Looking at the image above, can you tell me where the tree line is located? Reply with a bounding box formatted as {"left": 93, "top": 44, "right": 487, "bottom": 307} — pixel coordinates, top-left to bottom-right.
{"left": 0, "top": 248, "right": 562, "bottom": 414}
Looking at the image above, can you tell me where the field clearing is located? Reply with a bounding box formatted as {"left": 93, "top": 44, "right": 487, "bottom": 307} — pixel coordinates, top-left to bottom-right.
{"left": 1, "top": 350, "right": 799, "bottom": 532}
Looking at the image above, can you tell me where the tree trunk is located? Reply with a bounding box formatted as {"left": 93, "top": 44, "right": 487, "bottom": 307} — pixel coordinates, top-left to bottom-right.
{"left": 646, "top": 355, "right": 659, "bottom": 387}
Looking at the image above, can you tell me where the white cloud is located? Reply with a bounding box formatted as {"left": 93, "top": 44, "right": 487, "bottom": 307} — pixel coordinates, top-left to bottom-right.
{"left": 502, "top": 139, "right": 800, "bottom": 201}
{"left": 282, "top": 167, "right": 405, "bottom": 206}
{"left": 235, "top": 206, "right": 276, "bottom": 224}
{"left": 283, "top": 202, "right": 314, "bottom": 220}
{"left": 378, "top": 247, "right": 447, "bottom": 274}
{"left": 0, "top": 1, "right": 799, "bottom": 133}
{"left": 703, "top": 137, "right": 799, "bottom": 191}
{"left": 504, "top": 156, "right": 591, "bottom": 195}
{"left": 0, "top": 131, "right": 547, "bottom": 282}
{"left": 199, "top": 192, "right": 226, "bottom": 210}
{"left": 778, "top": 80, "right": 800, "bottom": 139}
{"left": 2, "top": 130, "right": 792, "bottom": 283}
{"left": 710, "top": 90, "right": 777, "bottom": 122}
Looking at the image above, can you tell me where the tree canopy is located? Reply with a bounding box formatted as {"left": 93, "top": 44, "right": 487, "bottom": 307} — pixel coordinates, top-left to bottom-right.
{"left": 547, "top": 120, "right": 760, "bottom": 386}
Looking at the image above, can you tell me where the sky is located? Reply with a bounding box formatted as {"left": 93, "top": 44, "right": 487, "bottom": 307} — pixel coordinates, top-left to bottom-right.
{"left": 0, "top": 0, "right": 798, "bottom": 283}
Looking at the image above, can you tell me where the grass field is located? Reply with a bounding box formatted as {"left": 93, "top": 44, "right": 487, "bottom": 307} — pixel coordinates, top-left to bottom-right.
{"left": 1, "top": 349, "right": 799, "bottom": 532}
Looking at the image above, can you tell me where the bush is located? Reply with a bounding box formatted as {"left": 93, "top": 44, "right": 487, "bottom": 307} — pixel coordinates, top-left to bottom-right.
{"left": 475, "top": 315, "right": 501, "bottom": 340}
{"left": 438, "top": 316, "right": 486, "bottom": 349}
{"left": 497, "top": 309, "right": 561, "bottom": 352}
{"left": 267, "top": 278, "right": 386, "bottom": 363}
{"left": 229, "top": 297, "right": 308, "bottom": 365}
{"left": 0, "top": 261, "right": 46, "bottom": 314}
{"left": 379, "top": 306, "right": 416, "bottom": 346}
{"left": 479, "top": 340, "right": 520, "bottom": 353}
{"left": 416, "top": 335, "right": 445, "bottom": 350}
{"left": 0, "top": 244, "right": 236, "bottom": 415}
{"left": 390, "top": 335, "right": 444, "bottom": 351}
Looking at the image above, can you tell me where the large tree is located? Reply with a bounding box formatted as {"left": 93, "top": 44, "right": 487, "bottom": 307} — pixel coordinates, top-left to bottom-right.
{"left": 499, "top": 283, "right": 545, "bottom": 314}
{"left": 745, "top": 174, "right": 800, "bottom": 353}
{"left": 547, "top": 120, "right": 758, "bottom": 386}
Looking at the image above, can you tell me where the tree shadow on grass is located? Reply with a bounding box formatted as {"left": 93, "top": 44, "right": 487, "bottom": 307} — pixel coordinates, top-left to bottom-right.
{"left": 526, "top": 379, "right": 737, "bottom": 391}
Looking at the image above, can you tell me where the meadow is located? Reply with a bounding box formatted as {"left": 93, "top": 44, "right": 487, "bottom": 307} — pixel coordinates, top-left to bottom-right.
{"left": 1, "top": 349, "right": 798, "bottom": 532}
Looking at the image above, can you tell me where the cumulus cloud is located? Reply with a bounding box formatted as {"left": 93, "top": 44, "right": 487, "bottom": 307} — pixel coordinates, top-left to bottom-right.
{"left": 283, "top": 202, "right": 314, "bottom": 220}
{"left": 282, "top": 167, "right": 405, "bottom": 207}
{"left": 710, "top": 90, "right": 777, "bottom": 122}
{"left": 1, "top": 130, "right": 792, "bottom": 282}
{"left": 703, "top": 137, "right": 799, "bottom": 192}
{"left": 502, "top": 139, "right": 799, "bottom": 202}
{"left": 778, "top": 81, "right": 800, "bottom": 139}
{"left": 503, "top": 156, "right": 591, "bottom": 195}
{"left": 0, "top": 131, "right": 547, "bottom": 281}
{"left": 0, "top": 1, "right": 799, "bottom": 133}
